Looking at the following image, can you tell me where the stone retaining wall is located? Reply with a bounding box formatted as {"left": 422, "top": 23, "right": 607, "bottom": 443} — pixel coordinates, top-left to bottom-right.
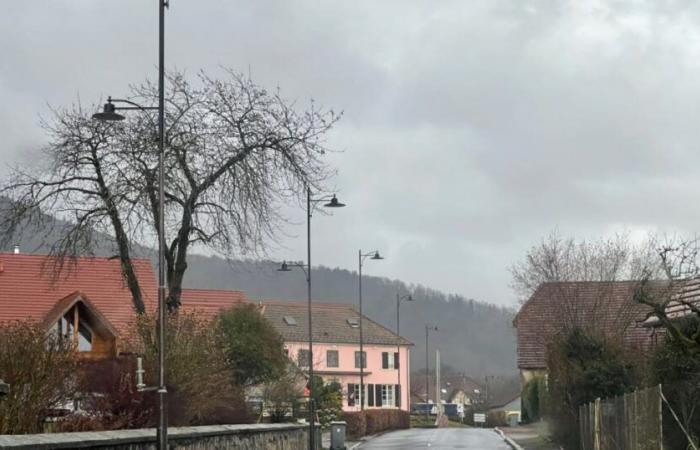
{"left": 0, "top": 423, "right": 317, "bottom": 449}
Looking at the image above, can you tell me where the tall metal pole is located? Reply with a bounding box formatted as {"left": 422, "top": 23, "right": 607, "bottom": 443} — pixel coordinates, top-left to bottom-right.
{"left": 306, "top": 185, "right": 315, "bottom": 450}
{"left": 156, "top": 0, "right": 167, "bottom": 448}
{"left": 358, "top": 250, "right": 364, "bottom": 411}
{"left": 425, "top": 325, "right": 429, "bottom": 423}
{"left": 396, "top": 294, "right": 401, "bottom": 404}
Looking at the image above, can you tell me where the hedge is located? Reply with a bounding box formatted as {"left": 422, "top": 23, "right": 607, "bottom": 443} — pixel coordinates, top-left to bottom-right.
{"left": 342, "top": 409, "right": 410, "bottom": 438}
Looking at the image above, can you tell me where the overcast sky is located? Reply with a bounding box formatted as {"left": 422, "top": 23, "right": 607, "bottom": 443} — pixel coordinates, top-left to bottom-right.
{"left": 4, "top": 1, "right": 700, "bottom": 306}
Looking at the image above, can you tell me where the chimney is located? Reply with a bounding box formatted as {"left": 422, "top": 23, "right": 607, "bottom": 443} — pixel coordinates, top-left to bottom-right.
{"left": 13, "top": 245, "right": 20, "bottom": 255}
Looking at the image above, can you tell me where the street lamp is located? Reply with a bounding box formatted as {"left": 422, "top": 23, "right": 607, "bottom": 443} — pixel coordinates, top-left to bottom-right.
{"left": 92, "top": 2, "right": 168, "bottom": 448}
{"left": 277, "top": 186, "right": 345, "bottom": 450}
{"left": 358, "top": 250, "right": 383, "bottom": 411}
{"left": 396, "top": 293, "right": 414, "bottom": 404}
{"left": 425, "top": 325, "right": 438, "bottom": 420}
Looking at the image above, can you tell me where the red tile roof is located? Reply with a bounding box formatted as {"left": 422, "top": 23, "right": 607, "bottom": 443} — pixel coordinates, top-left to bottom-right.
{"left": 0, "top": 253, "right": 157, "bottom": 335}
{"left": 513, "top": 281, "right": 658, "bottom": 370}
{"left": 180, "top": 288, "right": 247, "bottom": 319}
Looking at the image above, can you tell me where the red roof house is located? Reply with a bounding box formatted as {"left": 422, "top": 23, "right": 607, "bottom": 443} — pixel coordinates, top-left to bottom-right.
{"left": 0, "top": 252, "right": 158, "bottom": 358}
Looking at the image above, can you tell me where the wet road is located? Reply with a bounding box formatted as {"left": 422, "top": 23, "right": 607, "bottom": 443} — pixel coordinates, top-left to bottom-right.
{"left": 358, "top": 427, "right": 511, "bottom": 449}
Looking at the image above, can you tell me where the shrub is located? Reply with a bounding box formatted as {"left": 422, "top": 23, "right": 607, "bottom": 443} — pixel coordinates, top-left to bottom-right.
{"left": 521, "top": 375, "right": 547, "bottom": 423}
{"left": 343, "top": 409, "right": 410, "bottom": 438}
{"left": 127, "top": 310, "right": 249, "bottom": 426}
{"left": 0, "top": 320, "right": 78, "bottom": 434}
{"left": 649, "top": 317, "right": 700, "bottom": 450}
{"left": 342, "top": 411, "right": 366, "bottom": 439}
{"left": 546, "top": 327, "right": 637, "bottom": 449}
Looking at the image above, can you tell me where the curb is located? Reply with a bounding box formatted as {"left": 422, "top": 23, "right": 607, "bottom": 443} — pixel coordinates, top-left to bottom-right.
{"left": 494, "top": 427, "right": 524, "bottom": 450}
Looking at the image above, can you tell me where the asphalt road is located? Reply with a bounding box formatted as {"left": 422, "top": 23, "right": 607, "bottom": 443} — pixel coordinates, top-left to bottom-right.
{"left": 357, "top": 427, "right": 511, "bottom": 449}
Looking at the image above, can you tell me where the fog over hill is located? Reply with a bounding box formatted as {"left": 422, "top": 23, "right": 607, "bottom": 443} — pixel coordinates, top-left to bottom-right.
{"left": 1, "top": 197, "right": 517, "bottom": 377}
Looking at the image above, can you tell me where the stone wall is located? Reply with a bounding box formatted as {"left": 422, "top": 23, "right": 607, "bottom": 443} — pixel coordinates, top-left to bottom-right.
{"left": 0, "top": 423, "right": 319, "bottom": 449}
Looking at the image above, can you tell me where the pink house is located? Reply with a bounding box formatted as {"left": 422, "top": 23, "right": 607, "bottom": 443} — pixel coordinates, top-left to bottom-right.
{"left": 260, "top": 301, "right": 413, "bottom": 412}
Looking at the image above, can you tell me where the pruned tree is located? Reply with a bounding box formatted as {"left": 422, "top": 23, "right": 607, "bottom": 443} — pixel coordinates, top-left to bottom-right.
{"left": 635, "top": 237, "right": 700, "bottom": 354}
{"left": 0, "top": 69, "right": 340, "bottom": 312}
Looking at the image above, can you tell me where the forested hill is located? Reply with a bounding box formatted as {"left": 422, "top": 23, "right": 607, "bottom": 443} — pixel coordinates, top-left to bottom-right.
{"left": 0, "top": 197, "right": 517, "bottom": 377}
{"left": 184, "top": 254, "right": 518, "bottom": 377}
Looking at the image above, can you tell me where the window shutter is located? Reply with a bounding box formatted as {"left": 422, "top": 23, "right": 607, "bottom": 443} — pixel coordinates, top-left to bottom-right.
{"left": 395, "top": 384, "right": 401, "bottom": 407}
{"left": 376, "top": 385, "right": 383, "bottom": 407}
{"left": 368, "top": 384, "right": 374, "bottom": 407}
{"left": 394, "top": 352, "right": 400, "bottom": 369}
{"left": 382, "top": 352, "right": 388, "bottom": 369}
{"left": 348, "top": 384, "right": 355, "bottom": 407}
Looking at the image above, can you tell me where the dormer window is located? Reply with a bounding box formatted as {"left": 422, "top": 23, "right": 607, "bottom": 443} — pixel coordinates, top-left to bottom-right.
{"left": 347, "top": 318, "right": 359, "bottom": 328}
{"left": 54, "top": 304, "right": 93, "bottom": 352}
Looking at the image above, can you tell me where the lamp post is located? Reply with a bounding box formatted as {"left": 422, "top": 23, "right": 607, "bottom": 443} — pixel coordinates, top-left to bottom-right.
{"left": 358, "top": 250, "right": 383, "bottom": 411}
{"left": 277, "top": 186, "right": 345, "bottom": 450}
{"left": 396, "top": 293, "right": 414, "bottom": 406}
{"left": 425, "top": 325, "right": 438, "bottom": 422}
{"left": 92, "top": 2, "right": 167, "bottom": 448}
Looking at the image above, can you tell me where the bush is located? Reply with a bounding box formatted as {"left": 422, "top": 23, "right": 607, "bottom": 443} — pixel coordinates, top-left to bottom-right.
{"left": 649, "top": 317, "right": 700, "bottom": 450}
{"left": 127, "top": 310, "right": 249, "bottom": 426}
{"left": 521, "top": 376, "right": 547, "bottom": 423}
{"left": 546, "top": 327, "right": 637, "bottom": 449}
{"left": 0, "top": 320, "right": 78, "bottom": 434}
{"left": 342, "top": 411, "right": 366, "bottom": 439}
{"left": 343, "top": 409, "right": 410, "bottom": 438}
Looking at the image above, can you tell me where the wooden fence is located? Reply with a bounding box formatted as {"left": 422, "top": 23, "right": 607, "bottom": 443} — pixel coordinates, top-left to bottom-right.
{"left": 579, "top": 385, "right": 663, "bottom": 450}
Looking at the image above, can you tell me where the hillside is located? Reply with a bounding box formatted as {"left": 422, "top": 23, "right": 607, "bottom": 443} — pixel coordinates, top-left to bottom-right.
{"left": 0, "top": 198, "right": 517, "bottom": 377}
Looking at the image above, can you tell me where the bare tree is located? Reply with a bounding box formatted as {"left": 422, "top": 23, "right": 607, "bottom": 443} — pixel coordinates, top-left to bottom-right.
{"left": 635, "top": 237, "right": 700, "bottom": 354}
{"left": 0, "top": 69, "right": 340, "bottom": 312}
{"left": 510, "top": 230, "right": 658, "bottom": 304}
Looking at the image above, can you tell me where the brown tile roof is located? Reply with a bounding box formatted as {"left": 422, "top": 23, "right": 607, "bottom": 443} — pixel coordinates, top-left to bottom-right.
{"left": 643, "top": 277, "right": 700, "bottom": 326}
{"left": 513, "top": 281, "right": 659, "bottom": 370}
{"left": 259, "top": 300, "right": 412, "bottom": 346}
{"left": 180, "top": 288, "right": 247, "bottom": 319}
{"left": 0, "top": 253, "right": 157, "bottom": 335}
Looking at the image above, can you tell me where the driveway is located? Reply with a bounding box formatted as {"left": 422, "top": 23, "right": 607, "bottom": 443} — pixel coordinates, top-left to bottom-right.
{"left": 358, "top": 427, "right": 511, "bottom": 449}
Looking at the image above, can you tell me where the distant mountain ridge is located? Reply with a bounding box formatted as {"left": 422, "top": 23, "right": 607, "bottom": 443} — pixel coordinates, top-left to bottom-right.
{"left": 0, "top": 197, "right": 517, "bottom": 376}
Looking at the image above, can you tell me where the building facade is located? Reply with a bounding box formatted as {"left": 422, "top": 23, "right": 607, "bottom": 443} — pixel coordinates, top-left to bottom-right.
{"left": 261, "top": 301, "right": 412, "bottom": 412}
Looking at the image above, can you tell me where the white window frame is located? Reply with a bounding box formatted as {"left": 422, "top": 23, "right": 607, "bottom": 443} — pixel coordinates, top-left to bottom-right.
{"left": 381, "top": 384, "right": 395, "bottom": 408}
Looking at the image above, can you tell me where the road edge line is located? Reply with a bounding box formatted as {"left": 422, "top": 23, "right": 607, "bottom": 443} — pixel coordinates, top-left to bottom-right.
{"left": 494, "top": 427, "right": 525, "bottom": 450}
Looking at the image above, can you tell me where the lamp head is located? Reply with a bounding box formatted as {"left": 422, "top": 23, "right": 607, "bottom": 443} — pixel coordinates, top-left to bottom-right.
{"left": 324, "top": 194, "right": 346, "bottom": 208}
{"left": 406, "top": 294, "right": 414, "bottom": 302}
{"left": 277, "top": 261, "right": 292, "bottom": 272}
{"left": 0, "top": 379, "right": 9, "bottom": 397}
{"left": 92, "top": 99, "right": 125, "bottom": 122}
{"left": 371, "top": 251, "right": 384, "bottom": 260}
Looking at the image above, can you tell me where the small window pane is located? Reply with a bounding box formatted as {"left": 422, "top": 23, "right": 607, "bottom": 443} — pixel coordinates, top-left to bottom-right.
{"left": 327, "top": 350, "right": 339, "bottom": 368}
{"left": 354, "top": 351, "right": 366, "bottom": 369}
{"left": 298, "top": 349, "right": 310, "bottom": 367}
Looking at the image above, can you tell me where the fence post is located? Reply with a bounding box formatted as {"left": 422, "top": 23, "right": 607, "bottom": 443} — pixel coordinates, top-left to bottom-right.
{"left": 658, "top": 384, "right": 663, "bottom": 450}
{"left": 594, "top": 398, "right": 601, "bottom": 450}
{"left": 633, "top": 388, "right": 639, "bottom": 450}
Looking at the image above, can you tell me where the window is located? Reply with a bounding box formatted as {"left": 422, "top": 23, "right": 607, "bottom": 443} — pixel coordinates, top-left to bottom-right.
{"left": 55, "top": 305, "right": 92, "bottom": 352}
{"left": 283, "top": 316, "right": 297, "bottom": 326}
{"left": 348, "top": 384, "right": 364, "bottom": 407}
{"left": 354, "top": 351, "right": 366, "bottom": 369}
{"left": 327, "top": 350, "right": 339, "bottom": 368}
{"left": 297, "top": 349, "right": 310, "bottom": 367}
{"left": 381, "top": 352, "right": 400, "bottom": 369}
{"left": 381, "top": 385, "right": 395, "bottom": 407}
{"left": 347, "top": 318, "right": 359, "bottom": 328}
